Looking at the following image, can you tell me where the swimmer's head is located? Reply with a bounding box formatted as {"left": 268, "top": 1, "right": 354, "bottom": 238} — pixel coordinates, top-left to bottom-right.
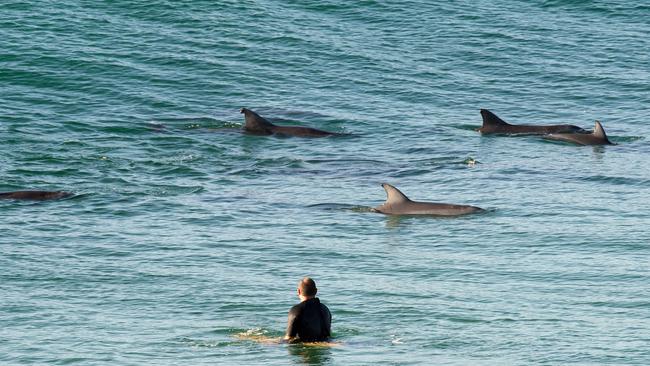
{"left": 298, "top": 277, "right": 317, "bottom": 298}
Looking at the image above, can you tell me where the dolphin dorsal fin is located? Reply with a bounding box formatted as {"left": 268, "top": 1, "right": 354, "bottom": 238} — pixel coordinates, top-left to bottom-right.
{"left": 241, "top": 108, "right": 275, "bottom": 129}
{"left": 593, "top": 120, "right": 607, "bottom": 139}
{"left": 382, "top": 183, "right": 410, "bottom": 204}
{"left": 480, "top": 109, "right": 510, "bottom": 126}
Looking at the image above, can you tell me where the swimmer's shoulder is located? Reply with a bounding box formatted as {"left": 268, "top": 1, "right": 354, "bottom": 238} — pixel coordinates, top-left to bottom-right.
{"left": 289, "top": 301, "right": 305, "bottom": 315}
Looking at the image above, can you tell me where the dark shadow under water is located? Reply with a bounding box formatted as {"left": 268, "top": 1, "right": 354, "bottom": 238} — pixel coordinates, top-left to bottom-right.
{"left": 288, "top": 343, "right": 333, "bottom": 365}
{"left": 307, "top": 203, "right": 374, "bottom": 212}
{"left": 381, "top": 209, "right": 493, "bottom": 228}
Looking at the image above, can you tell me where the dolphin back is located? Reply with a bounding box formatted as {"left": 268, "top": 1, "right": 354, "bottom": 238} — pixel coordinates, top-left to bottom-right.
{"left": 377, "top": 201, "right": 484, "bottom": 216}
{"left": 0, "top": 190, "right": 72, "bottom": 201}
{"left": 240, "top": 108, "right": 338, "bottom": 137}
{"left": 271, "top": 125, "right": 338, "bottom": 137}
{"left": 479, "top": 109, "right": 587, "bottom": 135}
{"left": 545, "top": 120, "right": 613, "bottom": 146}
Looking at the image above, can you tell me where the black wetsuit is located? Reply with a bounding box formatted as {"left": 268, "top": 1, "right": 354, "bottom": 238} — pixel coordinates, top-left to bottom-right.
{"left": 286, "top": 297, "right": 331, "bottom": 342}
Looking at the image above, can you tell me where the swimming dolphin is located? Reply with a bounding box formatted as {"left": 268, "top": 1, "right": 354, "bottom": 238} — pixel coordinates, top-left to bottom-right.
{"left": 0, "top": 190, "right": 73, "bottom": 201}
{"left": 240, "top": 108, "right": 338, "bottom": 137}
{"left": 545, "top": 120, "right": 614, "bottom": 145}
{"left": 373, "top": 183, "right": 484, "bottom": 216}
{"left": 478, "top": 109, "right": 586, "bottom": 135}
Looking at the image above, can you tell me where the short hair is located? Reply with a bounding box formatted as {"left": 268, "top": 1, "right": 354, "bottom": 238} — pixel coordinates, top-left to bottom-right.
{"left": 299, "top": 277, "right": 317, "bottom": 297}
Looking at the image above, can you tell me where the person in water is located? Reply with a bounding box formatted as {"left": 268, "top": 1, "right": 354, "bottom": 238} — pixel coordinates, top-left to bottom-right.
{"left": 284, "top": 277, "right": 332, "bottom": 343}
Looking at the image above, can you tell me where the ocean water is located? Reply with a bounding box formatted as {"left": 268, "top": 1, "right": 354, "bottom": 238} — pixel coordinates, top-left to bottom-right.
{"left": 1, "top": 0, "right": 649, "bottom": 365}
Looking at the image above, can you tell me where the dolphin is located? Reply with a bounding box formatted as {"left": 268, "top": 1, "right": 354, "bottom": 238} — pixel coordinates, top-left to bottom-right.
{"left": 0, "top": 191, "right": 72, "bottom": 201}
{"left": 373, "top": 183, "right": 484, "bottom": 216}
{"left": 240, "top": 108, "right": 339, "bottom": 137}
{"left": 545, "top": 120, "right": 614, "bottom": 145}
{"left": 478, "top": 109, "right": 587, "bottom": 135}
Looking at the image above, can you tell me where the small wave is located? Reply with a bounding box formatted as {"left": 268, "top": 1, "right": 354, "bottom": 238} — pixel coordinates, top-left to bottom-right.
{"left": 451, "top": 123, "right": 481, "bottom": 132}
{"left": 612, "top": 135, "right": 644, "bottom": 143}
{"left": 177, "top": 336, "right": 235, "bottom": 348}
{"left": 232, "top": 328, "right": 283, "bottom": 344}
{"left": 540, "top": 0, "right": 645, "bottom": 14}
{"left": 254, "top": 157, "right": 305, "bottom": 169}
{"left": 463, "top": 157, "right": 479, "bottom": 167}
{"left": 579, "top": 175, "right": 649, "bottom": 186}
{"left": 143, "top": 184, "right": 205, "bottom": 196}
{"left": 235, "top": 327, "right": 269, "bottom": 338}
{"left": 304, "top": 158, "right": 385, "bottom": 165}
{"left": 254, "top": 107, "right": 331, "bottom": 120}
{"left": 308, "top": 203, "right": 375, "bottom": 212}
{"left": 149, "top": 117, "right": 241, "bottom": 131}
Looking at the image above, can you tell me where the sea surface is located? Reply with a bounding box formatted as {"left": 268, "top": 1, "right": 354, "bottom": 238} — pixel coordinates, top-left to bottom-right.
{"left": 2, "top": 1, "right": 649, "bottom": 365}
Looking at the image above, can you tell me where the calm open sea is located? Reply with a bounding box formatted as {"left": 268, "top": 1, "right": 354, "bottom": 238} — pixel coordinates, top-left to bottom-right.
{"left": 2, "top": 1, "right": 649, "bottom": 365}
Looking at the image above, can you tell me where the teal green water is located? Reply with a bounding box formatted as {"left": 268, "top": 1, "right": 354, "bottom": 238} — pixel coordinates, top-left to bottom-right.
{"left": 2, "top": 1, "right": 650, "bottom": 365}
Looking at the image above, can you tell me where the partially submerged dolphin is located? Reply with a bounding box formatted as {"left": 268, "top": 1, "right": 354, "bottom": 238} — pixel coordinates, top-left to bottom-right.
{"left": 545, "top": 120, "right": 614, "bottom": 145}
{"left": 0, "top": 190, "right": 72, "bottom": 201}
{"left": 373, "top": 183, "right": 484, "bottom": 216}
{"left": 478, "top": 109, "right": 586, "bottom": 135}
{"left": 240, "top": 108, "right": 339, "bottom": 137}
